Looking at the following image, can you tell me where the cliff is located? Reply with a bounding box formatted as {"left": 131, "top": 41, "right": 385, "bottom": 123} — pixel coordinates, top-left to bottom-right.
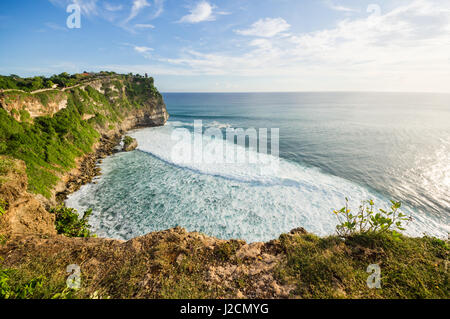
{"left": 0, "top": 73, "right": 448, "bottom": 300}
{"left": 0, "top": 74, "right": 168, "bottom": 200}
{"left": 0, "top": 225, "right": 448, "bottom": 299}
{"left": 0, "top": 73, "right": 168, "bottom": 237}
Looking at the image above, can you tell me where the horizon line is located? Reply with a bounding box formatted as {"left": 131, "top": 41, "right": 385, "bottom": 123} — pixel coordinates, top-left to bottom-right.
{"left": 161, "top": 90, "right": 450, "bottom": 95}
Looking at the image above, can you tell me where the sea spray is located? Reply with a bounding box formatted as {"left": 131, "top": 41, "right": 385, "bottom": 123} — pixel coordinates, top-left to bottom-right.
{"left": 66, "top": 121, "right": 448, "bottom": 242}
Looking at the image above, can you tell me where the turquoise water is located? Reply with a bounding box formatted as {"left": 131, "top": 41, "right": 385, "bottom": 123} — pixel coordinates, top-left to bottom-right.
{"left": 66, "top": 92, "right": 450, "bottom": 241}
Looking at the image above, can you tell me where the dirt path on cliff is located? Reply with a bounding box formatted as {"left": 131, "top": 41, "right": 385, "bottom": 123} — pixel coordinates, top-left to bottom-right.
{"left": 0, "top": 75, "right": 116, "bottom": 95}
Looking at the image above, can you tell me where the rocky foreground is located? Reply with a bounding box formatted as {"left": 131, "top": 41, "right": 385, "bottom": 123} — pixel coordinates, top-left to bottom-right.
{"left": 0, "top": 74, "right": 448, "bottom": 299}
{"left": 1, "top": 222, "right": 448, "bottom": 299}
{"left": 0, "top": 155, "right": 448, "bottom": 299}
{"left": 0, "top": 149, "right": 448, "bottom": 299}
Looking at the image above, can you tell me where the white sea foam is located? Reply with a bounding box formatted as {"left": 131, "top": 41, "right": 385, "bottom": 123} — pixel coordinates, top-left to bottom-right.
{"left": 123, "top": 123, "right": 448, "bottom": 239}
{"left": 67, "top": 122, "right": 449, "bottom": 242}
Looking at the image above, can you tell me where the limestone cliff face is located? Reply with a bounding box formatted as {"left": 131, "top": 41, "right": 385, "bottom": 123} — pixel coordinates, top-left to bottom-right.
{"left": 0, "top": 156, "right": 56, "bottom": 237}
{"left": 123, "top": 96, "right": 169, "bottom": 128}
{"left": 0, "top": 91, "right": 68, "bottom": 120}
{"left": 0, "top": 74, "right": 169, "bottom": 236}
{"left": 0, "top": 75, "right": 169, "bottom": 126}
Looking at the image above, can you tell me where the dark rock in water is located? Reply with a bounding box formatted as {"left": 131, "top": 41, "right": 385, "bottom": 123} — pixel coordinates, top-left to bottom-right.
{"left": 122, "top": 136, "right": 138, "bottom": 152}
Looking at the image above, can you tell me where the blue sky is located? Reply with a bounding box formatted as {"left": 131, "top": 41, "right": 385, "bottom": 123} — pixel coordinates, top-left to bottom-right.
{"left": 0, "top": 0, "right": 449, "bottom": 92}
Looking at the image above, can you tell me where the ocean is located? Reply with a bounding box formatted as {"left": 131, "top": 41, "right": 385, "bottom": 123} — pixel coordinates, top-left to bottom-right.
{"left": 66, "top": 92, "right": 450, "bottom": 242}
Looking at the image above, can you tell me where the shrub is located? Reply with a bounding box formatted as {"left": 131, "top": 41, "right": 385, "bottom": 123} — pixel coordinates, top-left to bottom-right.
{"left": 50, "top": 206, "right": 93, "bottom": 238}
{"left": 123, "top": 136, "right": 134, "bottom": 147}
{"left": 0, "top": 268, "right": 44, "bottom": 299}
{"left": 333, "top": 199, "right": 411, "bottom": 238}
{"left": 0, "top": 199, "right": 8, "bottom": 216}
{"left": 278, "top": 231, "right": 449, "bottom": 298}
{"left": 214, "top": 240, "right": 243, "bottom": 262}
{"left": 0, "top": 265, "right": 77, "bottom": 299}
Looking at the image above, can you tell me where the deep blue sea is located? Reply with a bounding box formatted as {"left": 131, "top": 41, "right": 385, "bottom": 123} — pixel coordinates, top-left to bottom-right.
{"left": 67, "top": 92, "right": 450, "bottom": 242}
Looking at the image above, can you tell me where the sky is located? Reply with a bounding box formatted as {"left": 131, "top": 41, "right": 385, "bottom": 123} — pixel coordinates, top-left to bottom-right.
{"left": 0, "top": 0, "right": 449, "bottom": 92}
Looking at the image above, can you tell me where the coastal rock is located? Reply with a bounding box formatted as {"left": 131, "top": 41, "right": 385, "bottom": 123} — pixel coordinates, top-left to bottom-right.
{"left": 0, "top": 156, "right": 56, "bottom": 237}
{"left": 122, "top": 136, "right": 138, "bottom": 152}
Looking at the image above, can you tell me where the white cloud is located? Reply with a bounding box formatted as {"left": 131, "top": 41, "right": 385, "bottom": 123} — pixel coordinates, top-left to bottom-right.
{"left": 134, "top": 23, "right": 155, "bottom": 29}
{"left": 104, "top": 3, "right": 123, "bottom": 12}
{"left": 134, "top": 46, "right": 153, "bottom": 53}
{"left": 49, "top": 0, "right": 99, "bottom": 16}
{"left": 329, "top": 5, "right": 358, "bottom": 12}
{"left": 161, "top": 0, "right": 450, "bottom": 92}
{"left": 325, "top": 1, "right": 359, "bottom": 13}
{"left": 46, "top": 0, "right": 450, "bottom": 92}
{"left": 235, "top": 18, "right": 291, "bottom": 38}
{"left": 151, "top": 0, "right": 165, "bottom": 19}
{"left": 178, "top": 1, "right": 228, "bottom": 23}
{"left": 49, "top": 0, "right": 164, "bottom": 33}
{"left": 249, "top": 38, "right": 273, "bottom": 50}
{"left": 133, "top": 46, "right": 154, "bottom": 59}
{"left": 126, "top": 0, "right": 151, "bottom": 23}
{"left": 44, "top": 22, "right": 68, "bottom": 31}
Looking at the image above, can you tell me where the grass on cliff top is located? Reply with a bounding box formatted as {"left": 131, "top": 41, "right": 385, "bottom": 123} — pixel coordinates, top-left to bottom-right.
{"left": 277, "top": 232, "right": 449, "bottom": 299}
{"left": 0, "top": 231, "right": 448, "bottom": 299}
{"left": 0, "top": 232, "right": 224, "bottom": 299}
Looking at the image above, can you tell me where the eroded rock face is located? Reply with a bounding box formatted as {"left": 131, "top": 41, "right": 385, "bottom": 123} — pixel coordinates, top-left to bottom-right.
{"left": 0, "top": 76, "right": 169, "bottom": 126}
{"left": 122, "top": 137, "right": 138, "bottom": 152}
{"left": 0, "top": 91, "right": 68, "bottom": 120}
{"left": 0, "top": 76, "right": 170, "bottom": 234}
{"left": 0, "top": 156, "right": 56, "bottom": 237}
{"left": 131, "top": 99, "right": 169, "bottom": 127}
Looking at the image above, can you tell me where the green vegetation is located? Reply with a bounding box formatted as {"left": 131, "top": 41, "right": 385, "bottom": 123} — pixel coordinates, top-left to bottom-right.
{"left": 0, "top": 260, "right": 78, "bottom": 299}
{"left": 35, "top": 90, "right": 61, "bottom": 107}
{"left": 277, "top": 232, "right": 449, "bottom": 298}
{"left": 122, "top": 136, "right": 136, "bottom": 150}
{"left": 50, "top": 206, "right": 93, "bottom": 238}
{"left": 0, "top": 199, "right": 7, "bottom": 216}
{"left": 0, "top": 156, "right": 15, "bottom": 175}
{"left": 214, "top": 240, "right": 244, "bottom": 262}
{"left": 123, "top": 135, "right": 134, "bottom": 146}
{"left": 1, "top": 268, "right": 45, "bottom": 299}
{"left": 0, "top": 156, "right": 20, "bottom": 213}
{"left": 0, "top": 221, "right": 448, "bottom": 299}
{"left": 125, "top": 75, "right": 161, "bottom": 104}
{"left": 0, "top": 230, "right": 220, "bottom": 299}
{"left": 0, "top": 75, "right": 54, "bottom": 92}
{"left": 0, "top": 73, "right": 162, "bottom": 197}
{"left": 334, "top": 199, "right": 411, "bottom": 238}
{"left": 273, "top": 200, "right": 449, "bottom": 298}
{"left": 0, "top": 98, "right": 98, "bottom": 197}
{"left": 0, "top": 72, "right": 119, "bottom": 92}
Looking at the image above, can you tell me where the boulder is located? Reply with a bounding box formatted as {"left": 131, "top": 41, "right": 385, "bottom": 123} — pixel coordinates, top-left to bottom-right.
{"left": 122, "top": 136, "right": 138, "bottom": 152}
